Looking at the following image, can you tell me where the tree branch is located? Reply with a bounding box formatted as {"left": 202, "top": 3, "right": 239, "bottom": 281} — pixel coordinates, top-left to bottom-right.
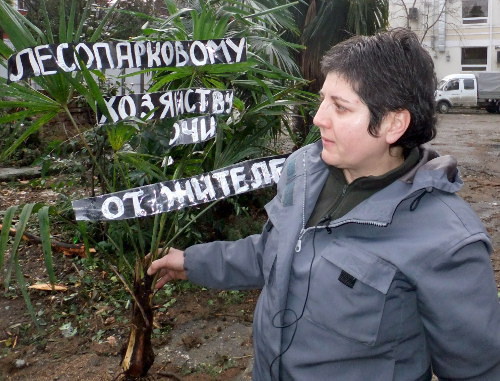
{"left": 0, "top": 223, "right": 92, "bottom": 257}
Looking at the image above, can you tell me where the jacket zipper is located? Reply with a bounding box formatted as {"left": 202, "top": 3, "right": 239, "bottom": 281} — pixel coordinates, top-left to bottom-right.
{"left": 294, "top": 154, "right": 389, "bottom": 253}
{"left": 295, "top": 151, "right": 308, "bottom": 253}
{"left": 295, "top": 219, "right": 389, "bottom": 253}
{"left": 295, "top": 187, "right": 434, "bottom": 251}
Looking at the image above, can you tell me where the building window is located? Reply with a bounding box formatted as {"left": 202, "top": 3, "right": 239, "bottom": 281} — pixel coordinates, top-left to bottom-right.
{"left": 17, "top": 1, "right": 27, "bottom": 11}
{"left": 462, "top": 0, "right": 488, "bottom": 24}
{"left": 461, "top": 47, "right": 487, "bottom": 71}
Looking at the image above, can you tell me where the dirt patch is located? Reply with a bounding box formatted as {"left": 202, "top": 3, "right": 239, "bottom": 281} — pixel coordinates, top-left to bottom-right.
{"left": 0, "top": 250, "right": 258, "bottom": 380}
{"left": 432, "top": 111, "right": 500, "bottom": 289}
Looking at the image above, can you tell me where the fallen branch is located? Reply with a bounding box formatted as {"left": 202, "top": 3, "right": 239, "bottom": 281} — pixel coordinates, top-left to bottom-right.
{"left": 157, "top": 371, "right": 182, "bottom": 380}
{"left": 0, "top": 223, "right": 94, "bottom": 258}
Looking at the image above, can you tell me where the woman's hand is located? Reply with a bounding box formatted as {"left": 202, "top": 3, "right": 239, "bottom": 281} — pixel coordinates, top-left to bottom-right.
{"left": 147, "top": 248, "right": 187, "bottom": 289}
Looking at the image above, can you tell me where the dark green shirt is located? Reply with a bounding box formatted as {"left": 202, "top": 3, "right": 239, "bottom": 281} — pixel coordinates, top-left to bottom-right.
{"left": 307, "top": 148, "right": 420, "bottom": 227}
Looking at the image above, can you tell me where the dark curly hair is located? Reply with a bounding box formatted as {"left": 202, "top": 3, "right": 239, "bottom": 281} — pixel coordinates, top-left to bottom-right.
{"left": 320, "top": 28, "right": 437, "bottom": 150}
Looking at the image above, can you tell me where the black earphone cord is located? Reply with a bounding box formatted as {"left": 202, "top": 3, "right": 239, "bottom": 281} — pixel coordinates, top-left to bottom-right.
{"left": 268, "top": 227, "right": 319, "bottom": 380}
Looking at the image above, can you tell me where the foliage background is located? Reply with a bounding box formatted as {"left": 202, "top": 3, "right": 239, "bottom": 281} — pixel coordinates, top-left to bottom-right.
{"left": 0, "top": 0, "right": 389, "bottom": 377}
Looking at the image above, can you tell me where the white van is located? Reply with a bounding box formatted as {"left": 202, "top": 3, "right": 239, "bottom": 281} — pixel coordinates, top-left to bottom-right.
{"left": 435, "top": 73, "right": 500, "bottom": 113}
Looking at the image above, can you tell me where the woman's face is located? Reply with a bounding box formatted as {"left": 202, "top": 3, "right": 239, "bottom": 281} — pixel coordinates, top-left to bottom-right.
{"left": 313, "top": 72, "right": 402, "bottom": 182}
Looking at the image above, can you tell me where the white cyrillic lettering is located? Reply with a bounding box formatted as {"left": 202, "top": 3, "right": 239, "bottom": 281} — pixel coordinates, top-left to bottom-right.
{"left": 56, "top": 43, "right": 76, "bottom": 72}
{"left": 100, "top": 96, "right": 120, "bottom": 124}
{"left": 196, "top": 88, "right": 211, "bottom": 113}
{"left": 160, "top": 41, "right": 174, "bottom": 66}
{"left": 250, "top": 161, "right": 272, "bottom": 189}
{"left": 207, "top": 40, "right": 232, "bottom": 64}
{"left": 133, "top": 42, "right": 147, "bottom": 67}
{"left": 118, "top": 96, "right": 137, "bottom": 120}
{"left": 205, "top": 40, "right": 220, "bottom": 64}
{"left": 174, "top": 91, "right": 185, "bottom": 115}
{"left": 175, "top": 41, "right": 189, "bottom": 67}
{"left": 230, "top": 166, "right": 249, "bottom": 194}
{"left": 225, "top": 91, "right": 234, "bottom": 113}
{"left": 116, "top": 42, "right": 134, "bottom": 68}
{"left": 226, "top": 38, "right": 246, "bottom": 63}
{"left": 147, "top": 41, "right": 162, "bottom": 67}
{"left": 190, "top": 40, "right": 208, "bottom": 66}
{"left": 190, "top": 175, "right": 216, "bottom": 201}
{"left": 212, "top": 91, "right": 225, "bottom": 114}
{"left": 181, "top": 118, "right": 199, "bottom": 143}
{"left": 160, "top": 181, "right": 195, "bottom": 209}
{"left": 218, "top": 40, "right": 233, "bottom": 63}
{"left": 200, "top": 116, "right": 216, "bottom": 141}
{"left": 269, "top": 158, "right": 286, "bottom": 183}
{"left": 93, "top": 42, "right": 115, "bottom": 69}
{"left": 184, "top": 89, "right": 196, "bottom": 113}
{"left": 140, "top": 94, "right": 155, "bottom": 119}
{"left": 34, "top": 45, "right": 57, "bottom": 76}
{"left": 123, "top": 190, "right": 146, "bottom": 217}
{"left": 102, "top": 196, "right": 125, "bottom": 219}
{"left": 9, "top": 48, "right": 40, "bottom": 81}
{"left": 211, "top": 170, "right": 231, "bottom": 196}
{"left": 74, "top": 43, "right": 94, "bottom": 69}
{"left": 169, "top": 122, "right": 180, "bottom": 146}
{"left": 159, "top": 92, "right": 175, "bottom": 119}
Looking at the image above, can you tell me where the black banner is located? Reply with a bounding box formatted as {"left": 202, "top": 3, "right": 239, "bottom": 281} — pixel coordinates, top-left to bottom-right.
{"left": 8, "top": 38, "right": 247, "bottom": 82}
{"left": 97, "top": 88, "right": 233, "bottom": 125}
{"left": 72, "top": 155, "right": 289, "bottom": 221}
{"left": 168, "top": 115, "right": 216, "bottom": 148}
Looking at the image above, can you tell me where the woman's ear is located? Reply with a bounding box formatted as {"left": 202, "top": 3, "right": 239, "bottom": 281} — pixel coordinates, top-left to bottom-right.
{"left": 383, "top": 109, "right": 411, "bottom": 145}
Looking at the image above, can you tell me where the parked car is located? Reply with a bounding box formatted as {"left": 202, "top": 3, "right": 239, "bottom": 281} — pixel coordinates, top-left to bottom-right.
{"left": 434, "top": 72, "right": 500, "bottom": 113}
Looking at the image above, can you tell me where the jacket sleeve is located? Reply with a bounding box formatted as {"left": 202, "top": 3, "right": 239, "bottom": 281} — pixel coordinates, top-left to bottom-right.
{"left": 415, "top": 237, "right": 500, "bottom": 380}
{"left": 183, "top": 220, "right": 272, "bottom": 290}
{"left": 181, "top": 149, "right": 297, "bottom": 290}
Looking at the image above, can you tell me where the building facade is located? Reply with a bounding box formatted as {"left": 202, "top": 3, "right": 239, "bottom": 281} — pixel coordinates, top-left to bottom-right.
{"left": 1, "top": 1, "right": 26, "bottom": 40}
{"left": 1, "top": 1, "right": 26, "bottom": 79}
{"left": 389, "top": 0, "right": 500, "bottom": 80}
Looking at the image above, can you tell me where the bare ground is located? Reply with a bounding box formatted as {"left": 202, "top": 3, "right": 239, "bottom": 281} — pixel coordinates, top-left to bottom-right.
{"left": 0, "top": 111, "right": 499, "bottom": 380}
{"left": 432, "top": 111, "right": 499, "bottom": 289}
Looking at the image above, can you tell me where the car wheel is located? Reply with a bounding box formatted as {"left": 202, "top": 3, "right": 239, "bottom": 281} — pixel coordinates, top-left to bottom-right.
{"left": 437, "top": 101, "right": 449, "bottom": 114}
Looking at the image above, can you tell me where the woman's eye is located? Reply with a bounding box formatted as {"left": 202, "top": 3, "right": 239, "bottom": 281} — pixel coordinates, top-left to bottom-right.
{"left": 335, "top": 104, "right": 347, "bottom": 112}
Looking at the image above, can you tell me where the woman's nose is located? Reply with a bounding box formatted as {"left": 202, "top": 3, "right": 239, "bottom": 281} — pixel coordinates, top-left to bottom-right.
{"left": 313, "top": 102, "right": 328, "bottom": 129}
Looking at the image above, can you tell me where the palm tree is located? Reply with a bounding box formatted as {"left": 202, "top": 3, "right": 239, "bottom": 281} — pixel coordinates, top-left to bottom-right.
{"left": 116, "top": 1, "right": 311, "bottom": 376}
{"left": 290, "top": 0, "right": 389, "bottom": 138}
{"left": 1, "top": 0, "right": 311, "bottom": 378}
{"left": 297, "top": 0, "right": 389, "bottom": 93}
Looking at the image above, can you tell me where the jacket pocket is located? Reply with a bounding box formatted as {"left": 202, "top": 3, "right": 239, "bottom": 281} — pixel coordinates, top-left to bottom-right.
{"left": 305, "top": 240, "right": 397, "bottom": 346}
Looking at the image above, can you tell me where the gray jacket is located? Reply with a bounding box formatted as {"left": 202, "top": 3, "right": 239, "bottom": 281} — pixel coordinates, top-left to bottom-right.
{"left": 184, "top": 142, "right": 500, "bottom": 380}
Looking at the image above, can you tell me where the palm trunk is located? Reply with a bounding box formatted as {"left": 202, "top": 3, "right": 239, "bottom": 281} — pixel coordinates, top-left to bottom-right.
{"left": 120, "top": 258, "right": 155, "bottom": 379}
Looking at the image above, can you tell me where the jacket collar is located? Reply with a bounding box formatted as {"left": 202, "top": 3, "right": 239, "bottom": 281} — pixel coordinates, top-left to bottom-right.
{"left": 301, "top": 142, "right": 463, "bottom": 227}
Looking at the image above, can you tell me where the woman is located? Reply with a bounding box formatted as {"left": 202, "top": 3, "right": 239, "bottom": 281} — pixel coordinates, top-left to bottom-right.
{"left": 148, "top": 29, "right": 500, "bottom": 380}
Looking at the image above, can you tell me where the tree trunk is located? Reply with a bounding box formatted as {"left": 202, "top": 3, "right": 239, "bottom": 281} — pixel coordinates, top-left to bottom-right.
{"left": 120, "top": 259, "right": 155, "bottom": 379}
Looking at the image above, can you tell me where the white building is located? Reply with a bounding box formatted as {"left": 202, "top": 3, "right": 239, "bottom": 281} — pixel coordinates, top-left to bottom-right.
{"left": 389, "top": 0, "right": 500, "bottom": 80}
{"left": 1, "top": 1, "right": 26, "bottom": 80}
